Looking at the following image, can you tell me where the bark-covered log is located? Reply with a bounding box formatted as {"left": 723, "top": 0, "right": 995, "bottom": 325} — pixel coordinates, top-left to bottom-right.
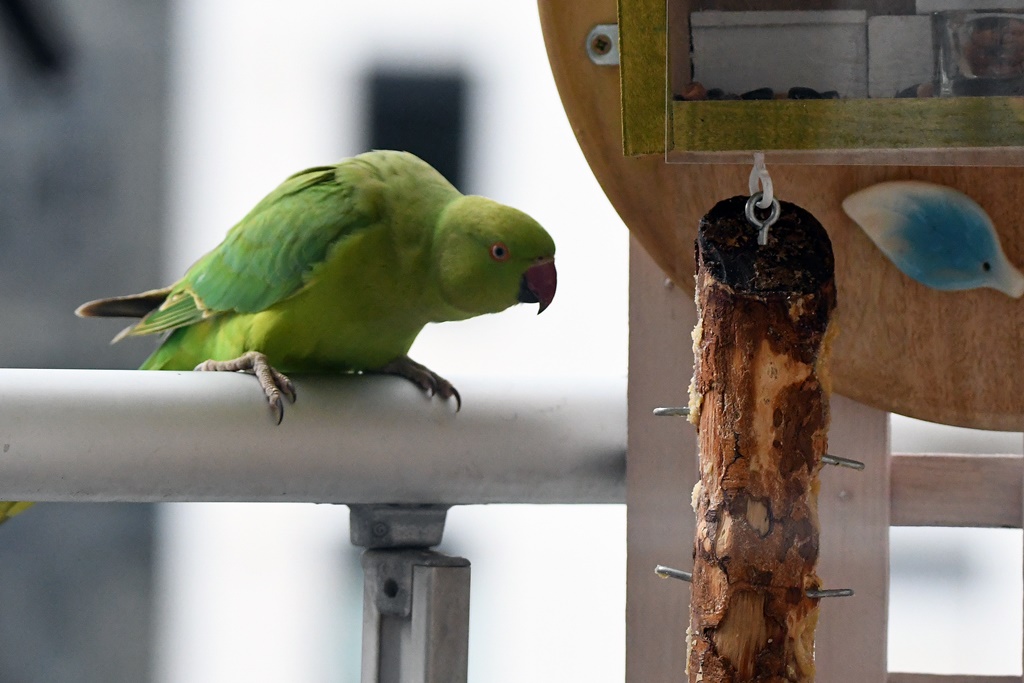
{"left": 686, "top": 196, "right": 836, "bottom": 682}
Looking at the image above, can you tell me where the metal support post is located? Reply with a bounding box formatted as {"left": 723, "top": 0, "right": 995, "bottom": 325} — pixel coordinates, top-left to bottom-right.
{"left": 351, "top": 505, "right": 471, "bottom": 683}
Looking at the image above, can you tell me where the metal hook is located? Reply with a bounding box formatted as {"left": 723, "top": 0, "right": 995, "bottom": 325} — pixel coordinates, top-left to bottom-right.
{"left": 652, "top": 406, "right": 690, "bottom": 417}
{"left": 748, "top": 152, "right": 774, "bottom": 209}
{"left": 745, "top": 191, "right": 781, "bottom": 246}
{"left": 822, "top": 454, "right": 866, "bottom": 470}
{"left": 806, "top": 588, "right": 855, "bottom": 599}
{"left": 655, "top": 564, "right": 693, "bottom": 582}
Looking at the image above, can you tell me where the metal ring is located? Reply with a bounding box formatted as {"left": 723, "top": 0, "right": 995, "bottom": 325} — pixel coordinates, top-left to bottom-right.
{"left": 744, "top": 192, "right": 781, "bottom": 245}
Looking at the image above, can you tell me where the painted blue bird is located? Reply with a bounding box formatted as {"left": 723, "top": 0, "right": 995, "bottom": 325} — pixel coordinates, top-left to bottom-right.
{"left": 842, "top": 180, "right": 1024, "bottom": 298}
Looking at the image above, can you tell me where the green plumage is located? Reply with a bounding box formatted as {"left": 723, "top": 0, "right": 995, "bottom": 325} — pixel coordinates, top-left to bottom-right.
{"left": 84, "top": 150, "right": 556, "bottom": 374}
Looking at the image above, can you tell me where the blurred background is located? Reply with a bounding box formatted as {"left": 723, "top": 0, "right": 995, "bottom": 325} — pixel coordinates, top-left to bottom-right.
{"left": 0, "top": 0, "right": 1019, "bottom": 680}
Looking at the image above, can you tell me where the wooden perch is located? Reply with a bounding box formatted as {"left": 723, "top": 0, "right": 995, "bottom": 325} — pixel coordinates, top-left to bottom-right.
{"left": 687, "top": 196, "right": 836, "bottom": 682}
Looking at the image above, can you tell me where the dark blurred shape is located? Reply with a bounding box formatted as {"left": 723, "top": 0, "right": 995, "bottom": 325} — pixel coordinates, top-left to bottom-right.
{"left": 693, "top": 0, "right": 914, "bottom": 10}
{"left": 740, "top": 87, "right": 774, "bottom": 100}
{"left": 0, "top": 0, "right": 166, "bottom": 369}
{"left": 0, "top": 504, "right": 154, "bottom": 682}
{"left": 367, "top": 70, "right": 468, "bottom": 191}
{"left": 787, "top": 86, "right": 841, "bottom": 100}
{"left": 0, "top": 0, "right": 71, "bottom": 77}
{"left": 0, "top": 0, "right": 168, "bottom": 679}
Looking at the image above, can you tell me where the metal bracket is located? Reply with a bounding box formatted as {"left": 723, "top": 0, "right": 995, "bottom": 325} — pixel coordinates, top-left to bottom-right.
{"left": 352, "top": 505, "right": 471, "bottom": 683}
{"left": 362, "top": 548, "right": 469, "bottom": 618}
{"left": 350, "top": 504, "right": 450, "bottom": 549}
{"left": 586, "top": 24, "right": 619, "bottom": 65}
{"left": 360, "top": 549, "right": 471, "bottom": 683}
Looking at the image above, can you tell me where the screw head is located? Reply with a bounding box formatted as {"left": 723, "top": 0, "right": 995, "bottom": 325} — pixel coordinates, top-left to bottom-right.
{"left": 590, "top": 34, "right": 612, "bottom": 56}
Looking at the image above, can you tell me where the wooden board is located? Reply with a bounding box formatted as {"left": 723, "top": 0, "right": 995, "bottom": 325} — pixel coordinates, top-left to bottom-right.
{"left": 537, "top": 0, "right": 1024, "bottom": 430}
{"left": 625, "top": 237, "right": 697, "bottom": 683}
{"left": 817, "top": 395, "right": 890, "bottom": 683}
{"left": 890, "top": 453, "right": 1023, "bottom": 528}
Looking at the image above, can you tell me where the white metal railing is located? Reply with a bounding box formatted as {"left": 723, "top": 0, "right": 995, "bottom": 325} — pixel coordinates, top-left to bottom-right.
{"left": 0, "top": 369, "right": 625, "bottom": 506}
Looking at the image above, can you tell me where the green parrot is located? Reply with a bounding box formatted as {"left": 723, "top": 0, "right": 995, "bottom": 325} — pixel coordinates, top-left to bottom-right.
{"left": 78, "top": 150, "right": 557, "bottom": 422}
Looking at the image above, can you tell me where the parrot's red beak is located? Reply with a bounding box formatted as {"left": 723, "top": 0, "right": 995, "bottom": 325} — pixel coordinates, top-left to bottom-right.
{"left": 518, "top": 258, "right": 557, "bottom": 313}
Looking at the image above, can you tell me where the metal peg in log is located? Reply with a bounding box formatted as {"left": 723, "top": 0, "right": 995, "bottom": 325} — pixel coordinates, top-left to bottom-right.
{"left": 687, "top": 196, "right": 836, "bottom": 682}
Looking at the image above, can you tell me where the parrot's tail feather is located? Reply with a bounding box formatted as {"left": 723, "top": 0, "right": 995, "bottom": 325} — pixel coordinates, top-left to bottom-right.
{"left": 76, "top": 287, "right": 173, "bottom": 319}
{"left": 0, "top": 501, "right": 34, "bottom": 526}
{"left": 111, "top": 324, "right": 140, "bottom": 345}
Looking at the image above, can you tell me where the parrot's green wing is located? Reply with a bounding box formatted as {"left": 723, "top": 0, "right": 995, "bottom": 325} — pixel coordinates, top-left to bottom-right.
{"left": 128, "top": 163, "right": 384, "bottom": 337}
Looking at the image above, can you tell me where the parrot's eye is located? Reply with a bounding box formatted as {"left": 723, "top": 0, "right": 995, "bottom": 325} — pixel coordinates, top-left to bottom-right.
{"left": 490, "top": 242, "right": 510, "bottom": 262}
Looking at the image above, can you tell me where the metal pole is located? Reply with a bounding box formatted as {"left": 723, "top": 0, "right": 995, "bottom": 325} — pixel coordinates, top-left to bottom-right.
{"left": 361, "top": 551, "right": 470, "bottom": 683}
{"left": 0, "top": 369, "right": 625, "bottom": 680}
{"left": 0, "top": 369, "right": 624, "bottom": 505}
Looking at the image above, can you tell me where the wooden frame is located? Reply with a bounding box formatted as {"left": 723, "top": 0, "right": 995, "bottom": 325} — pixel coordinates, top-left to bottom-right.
{"left": 626, "top": 239, "right": 1023, "bottom": 681}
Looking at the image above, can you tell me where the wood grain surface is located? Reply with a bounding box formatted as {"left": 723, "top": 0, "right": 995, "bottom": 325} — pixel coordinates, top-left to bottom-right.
{"left": 625, "top": 239, "right": 697, "bottom": 683}
{"left": 890, "top": 453, "right": 1023, "bottom": 527}
{"left": 816, "top": 395, "right": 890, "bottom": 683}
{"left": 686, "top": 198, "right": 836, "bottom": 681}
{"left": 537, "top": 0, "right": 1024, "bottom": 430}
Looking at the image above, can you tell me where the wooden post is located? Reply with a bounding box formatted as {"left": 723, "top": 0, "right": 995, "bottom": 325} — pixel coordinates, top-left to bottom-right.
{"left": 687, "top": 196, "right": 836, "bottom": 682}
{"left": 626, "top": 236, "right": 699, "bottom": 682}
{"left": 815, "top": 395, "right": 888, "bottom": 683}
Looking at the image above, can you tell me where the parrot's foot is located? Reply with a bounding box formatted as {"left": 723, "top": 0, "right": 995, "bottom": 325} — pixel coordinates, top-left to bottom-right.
{"left": 194, "top": 351, "right": 296, "bottom": 424}
{"left": 375, "top": 356, "right": 461, "bottom": 411}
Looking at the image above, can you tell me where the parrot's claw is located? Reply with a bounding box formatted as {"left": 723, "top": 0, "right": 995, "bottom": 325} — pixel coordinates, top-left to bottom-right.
{"left": 375, "top": 356, "right": 461, "bottom": 411}
{"left": 194, "top": 351, "right": 296, "bottom": 424}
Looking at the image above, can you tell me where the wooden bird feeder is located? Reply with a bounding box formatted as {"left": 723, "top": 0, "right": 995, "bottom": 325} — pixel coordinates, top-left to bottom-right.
{"left": 539, "top": 0, "right": 1024, "bottom": 681}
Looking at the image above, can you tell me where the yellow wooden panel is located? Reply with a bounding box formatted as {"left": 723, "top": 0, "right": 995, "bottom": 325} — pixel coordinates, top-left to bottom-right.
{"left": 671, "top": 97, "right": 1024, "bottom": 153}
{"left": 618, "top": 0, "right": 667, "bottom": 155}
